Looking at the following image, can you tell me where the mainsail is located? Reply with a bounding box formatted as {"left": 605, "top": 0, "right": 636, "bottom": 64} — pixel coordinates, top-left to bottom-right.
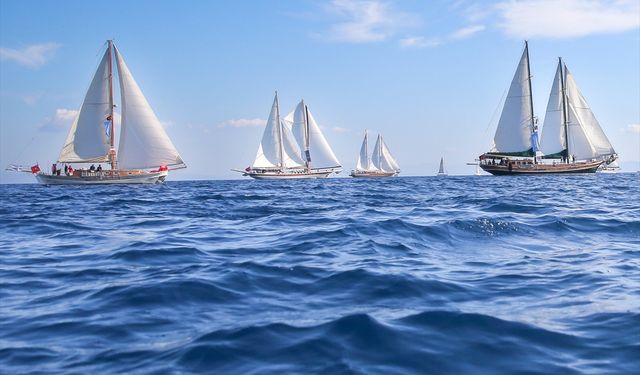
{"left": 540, "top": 60, "right": 615, "bottom": 161}
{"left": 286, "top": 100, "right": 341, "bottom": 169}
{"left": 540, "top": 61, "right": 565, "bottom": 157}
{"left": 371, "top": 135, "right": 399, "bottom": 172}
{"left": 58, "top": 48, "right": 112, "bottom": 163}
{"left": 564, "top": 66, "right": 615, "bottom": 160}
{"left": 356, "top": 131, "right": 376, "bottom": 171}
{"left": 491, "top": 42, "right": 535, "bottom": 156}
{"left": 114, "top": 46, "right": 185, "bottom": 170}
{"left": 252, "top": 93, "right": 304, "bottom": 169}
{"left": 438, "top": 157, "right": 446, "bottom": 175}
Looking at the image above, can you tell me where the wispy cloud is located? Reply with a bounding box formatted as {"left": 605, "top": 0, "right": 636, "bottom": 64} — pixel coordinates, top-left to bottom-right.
{"left": 39, "top": 108, "right": 78, "bottom": 132}
{"left": 218, "top": 118, "right": 265, "bottom": 128}
{"left": 627, "top": 123, "right": 640, "bottom": 134}
{"left": 0, "top": 42, "right": 62, "bottom": 68}
{"left": 321, "top": 0, "right": 417, "bottom": 43}
{"left": 399, "top": 36, "right": 441, "bottom": 48}
{"left": 332, "top": 126, "right": 351, "bottom": 133}
{"left": 450, "top": 24, "right": 485, "bottom": 40}
{"left": 496, "top": 0, "right": 640, "bottom": 39}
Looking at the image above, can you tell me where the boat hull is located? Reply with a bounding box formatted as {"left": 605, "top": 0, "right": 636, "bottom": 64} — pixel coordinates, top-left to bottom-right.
{"left": 480, "top": 161, "right": 603, "bottom": 175}
{"left": 35, "top": 170, "right": 168, "bottom": 185}
{"left": 246, "top": 171, "right": 333, "bottom": 180}
{"left": 350, "top": 171, "right": 397, "bottom": 178}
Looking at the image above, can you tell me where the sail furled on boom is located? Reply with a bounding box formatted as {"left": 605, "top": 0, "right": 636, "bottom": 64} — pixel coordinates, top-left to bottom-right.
{"left": 58, "top": 48, "right": 111, "bottom": 163}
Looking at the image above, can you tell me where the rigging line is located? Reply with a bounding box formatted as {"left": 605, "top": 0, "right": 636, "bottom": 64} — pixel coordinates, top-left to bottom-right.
{"left": 480, "top": 86, "right": 508, "bottom": 152}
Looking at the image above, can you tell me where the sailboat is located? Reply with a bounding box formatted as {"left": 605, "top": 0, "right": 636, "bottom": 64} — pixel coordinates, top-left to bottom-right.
{"left": 27, "top": 40, "right": 185, "bottom": 184}
{"left": 350, "top": 131, "right": 400, "bottom": 177}
{"left": 237, "top": 92, "right": 342, "bottom": 179}
{"left": 436, "top": 157, "right": 447, "bottom": 176}
{"left": 479, "top": 42, "right": 616, "bottom": 175}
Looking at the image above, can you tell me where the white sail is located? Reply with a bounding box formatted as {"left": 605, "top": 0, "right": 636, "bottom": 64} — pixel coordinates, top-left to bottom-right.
{"left": 492, "top": 43, "right": 534, "bottom": 154}
{"left": 438, "top": 157, "right": 446, "bottom": 174}
{"left": 253, "top": 93, "right": 304, "bottom": 169}
{"left": 540, "top": 61, "right": 566, "bottom": 156}
{"left": 114, "top": 46, "right": 184, "bottom": 169}
{"left": 564, "top": 66, "right": 615, "bottom": 160}
{"left": 380, "top": 136, "right": 400, "bottom": 171}
{"left": 288, "top": 101, "right": 341, "bottom": 169}
{"left": 371, "top": 135, "right": 397, "bottom": 172}
{"left": 355, "top": 131, "right": 376, "bottom": 171}
{"left": 58, "top": 48, "right": 111, "bottom": 163}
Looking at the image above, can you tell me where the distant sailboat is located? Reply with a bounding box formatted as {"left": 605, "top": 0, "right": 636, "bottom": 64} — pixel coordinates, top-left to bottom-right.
{"left": 350, "top": 131, "right": 400, "bottom": 177}
{"left": 237, "top": 92, "right": 342, "bottom": 179}
{"left": 15, "top": 40, "right": 185, "bottom": 184}
{"left": 436, "top": 157, "right": 447, "bottom": 176}
{"left": 479, "top": 42, "right": 616, "bottom": 175}
{"left": 598, "top": 160, "right": 620, "bottom": 173}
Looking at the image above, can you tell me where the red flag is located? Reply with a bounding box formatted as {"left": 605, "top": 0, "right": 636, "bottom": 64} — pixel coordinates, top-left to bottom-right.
{"left": 31, "top": 164, "right": 41, "bottom": 174}
{"left": 157, "top": 165, "right": 168, "bottom": 171}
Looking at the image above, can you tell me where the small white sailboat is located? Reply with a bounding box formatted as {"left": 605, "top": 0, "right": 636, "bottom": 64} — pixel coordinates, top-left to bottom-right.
{"left": 479, "top": 42, "right": 616, "bottom": 175}
{"left": 350, "top": 131, "right": 400, "bottom": 177}
{"left": 436, "top": 157, "right": 447, "bottom": 176}
{"left": 598, "top": 160, "right": 620, "bottom": 173}
{"left": 19, "top": 40, "right": 185, "bottom": 184}
{"left": 238, "top": 92, "right": 341, "bottom": 179}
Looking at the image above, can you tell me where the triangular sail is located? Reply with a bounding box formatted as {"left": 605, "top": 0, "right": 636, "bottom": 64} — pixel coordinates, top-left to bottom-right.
{"left": 114, "top": 46, "right": 185, "bottom": 170}
{"left": 380, "top": 136, "right": 399, "bottom": 171}
{"left": 491, "top": 43, "right": 534, "bottom": 155}
{"left": 288, "top": 101, "right": 341, "bottom": 169}
{"left": 253, "top": 93, "right": 304, "bottom": 168}
{"left": 438, "top": 157, "right": 446, "bottom": 174}
{"left": 58, "top": 48, "right": 111, "bottom": 163}
{"left": 540, "top": 61, "right": 566, "bottom": 157}
{"left": 564, "top": 66, "right": 615, "bottom": 160}
{"left": 355, "top": 131, "right": 376, "bottom": 171}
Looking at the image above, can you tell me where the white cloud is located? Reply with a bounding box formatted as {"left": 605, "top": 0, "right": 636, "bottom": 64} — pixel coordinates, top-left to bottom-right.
{"left": 627, "top": 124, "right": 640, "bottom": 134}
{"left": 399, "top": 36, "right": 441, "bottom": 48}
{"left": 322, "top": 0, "right": 417, "bottom": 43}
{"left": 38, "top": 108, "right": 123, "bottom": 133}
{"left": 496, "top": 0, "right": 640, "bottom": 39}
{"left": 218, "top": 118, "right": 265, "bottom": 128}
{"left": 450, "top": 24, "right": 485, "bottom": 40}
{"left": 0, "top": 43, "right": 62, "bottom": 68}
{"left": 39, "top": 108, "right": 79, "bottom": 132}
{"left": 332, "top": 126, "right": 351, "bottom": 133}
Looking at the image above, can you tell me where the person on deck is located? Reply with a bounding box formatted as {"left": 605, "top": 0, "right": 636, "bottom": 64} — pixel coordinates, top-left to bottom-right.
{"left": 90, "top": 164, "right": 95, "bottom": 172}
{"left": 96, "top": 165, "right": 102, "bottom": 172}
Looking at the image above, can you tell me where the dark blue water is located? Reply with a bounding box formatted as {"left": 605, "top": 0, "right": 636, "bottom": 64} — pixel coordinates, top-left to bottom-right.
{"left": 1, "top": 175, "right": 639, "bottom": 374}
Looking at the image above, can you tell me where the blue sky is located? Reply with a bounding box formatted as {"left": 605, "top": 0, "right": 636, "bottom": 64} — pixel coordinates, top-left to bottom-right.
{"left": 1, "top": 0, "right": 639, "bottom": 182}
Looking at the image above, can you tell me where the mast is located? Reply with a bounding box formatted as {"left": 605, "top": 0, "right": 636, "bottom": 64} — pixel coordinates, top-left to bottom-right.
{"left": 274, "top": 91, "right": 284, "bottom": 168}
{"left": 364, "top": 130, "right": 369, "bottom": 169}
{"left": 303, "top": 102, "right": 311, "bottom": 171}
{"left": 107, "top": 40, "right": 116, "bottom": 170}
{"left": 524, "top": 41, "right": 536, "bottom": 162}
{"left": 559, "top": 58, "right": 570, "bottom": 162}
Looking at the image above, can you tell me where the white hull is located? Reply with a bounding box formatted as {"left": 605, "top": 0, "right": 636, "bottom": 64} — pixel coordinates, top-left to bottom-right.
{"left": 246, "top": 171, "right": 333, "bottom": 180}
{"left": 350, "top": 170, "right": 398, "bottom": 178}
{"left": 35, "top": 170, "right": 168, "bottom": 185}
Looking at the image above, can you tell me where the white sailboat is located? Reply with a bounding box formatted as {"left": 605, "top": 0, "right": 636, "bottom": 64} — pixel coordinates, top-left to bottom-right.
{"left": 436, "top": 157, "right": 447, "bottom": 176}
{"left": 238, "top": 93, "right": 342, "bottom": 179}
{"left": 25, "top": 40, "right": 185, "bottom": 184}
{"left": 479, "top": 42, "right": 616, "bottom": 175}
{"left": 350, "top": 131, "right": 400, "bottom": 177}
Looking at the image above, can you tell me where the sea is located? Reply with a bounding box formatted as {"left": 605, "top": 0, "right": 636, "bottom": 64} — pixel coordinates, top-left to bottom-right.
{"left": 1, "top": 174, "right": 639, "bottom": 374}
